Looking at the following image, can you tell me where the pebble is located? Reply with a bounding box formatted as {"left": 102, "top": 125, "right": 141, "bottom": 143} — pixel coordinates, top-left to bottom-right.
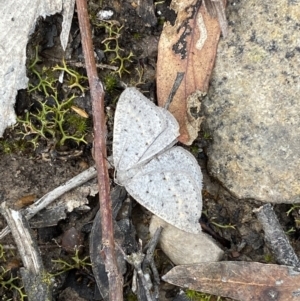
{"left": 149, "top": 215, "right": 224, "bottom": 265}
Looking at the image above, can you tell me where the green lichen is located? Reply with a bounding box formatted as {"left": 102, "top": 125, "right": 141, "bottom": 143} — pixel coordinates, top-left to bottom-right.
{"left": 129, "top": 66, "right": 146, "bottom": 88}
{"left": 51, "top": 248, "right": 91, "bottom": 276}
{"left": 28, "top": 46, "right": 56, "bottom": 96}
{"left": 0, "top": 269, "right": 27, "bottom": 301}
{"left": 0, "top": 246, "right": 26, "bottom": 301}
{"left": 52, "top": 59, "right": 88, "bottom": 94}
{"left": 95, "top": 21, "right": 134, "bottom": 77}
{"left": 11, "top": 47, "right": 89, "bottom": 151}
{"left": 210, "top": 220, "right": 236, "bottom": 230}
{"left": 17, "top": 92, "right": 87, "bottom": 149}
{"left": 286, "top": 204, "right": 300, "bottom": 216}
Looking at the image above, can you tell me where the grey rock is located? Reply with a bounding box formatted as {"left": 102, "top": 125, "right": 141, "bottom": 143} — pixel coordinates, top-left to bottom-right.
{"left": 149, "top": 215, "right": 224, "bottom": 265}
{"left": 203, "top": 0, "right": 300, "bottom": 203}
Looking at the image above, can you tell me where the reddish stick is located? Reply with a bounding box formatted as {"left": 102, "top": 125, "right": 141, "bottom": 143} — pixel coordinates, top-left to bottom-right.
{"left": 75, "top": 1, "right": 123, "bottom": 300}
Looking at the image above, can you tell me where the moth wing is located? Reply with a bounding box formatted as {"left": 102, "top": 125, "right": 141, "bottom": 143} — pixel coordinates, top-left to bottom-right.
{"left": 125, "top": 147, "right": 203, "bottom": 234}
{"left": 113, "top": 87, "right": 179, "bottom": 173}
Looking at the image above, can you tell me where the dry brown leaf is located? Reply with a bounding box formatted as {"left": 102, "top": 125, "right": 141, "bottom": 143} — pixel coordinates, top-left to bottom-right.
{"left": 157, "top": 0, "right": 224, "bottom": 145}
{"left": 163, "top": 261, "right": 300, "bottom": 301}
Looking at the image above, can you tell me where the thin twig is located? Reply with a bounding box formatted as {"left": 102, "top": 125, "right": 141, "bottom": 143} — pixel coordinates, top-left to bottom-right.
{"left": 75, "top": 1, "right": 123, "bottom": 300}
{"left": 143, "top": 227, "right": 162, "bottom": 300}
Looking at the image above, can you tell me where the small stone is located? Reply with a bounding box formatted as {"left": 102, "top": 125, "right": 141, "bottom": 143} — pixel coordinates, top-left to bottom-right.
{"left": 149, "top": 215, "right": 224, "bottom": 265}
{"left": 59, "top": 287, "right": 86, "bottom": 301}
{"left": 61, "top": 227, "right": 84, "bottom": 253}
{"left": 231, "top": 251, "right": 241, "bottom": 258}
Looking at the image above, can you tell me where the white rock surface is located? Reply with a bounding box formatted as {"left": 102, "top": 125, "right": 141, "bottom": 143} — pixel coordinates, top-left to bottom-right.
{"left": 0, "top": 0, "right": 74, "bottom": 136}
{"left": 149, "top": 215, "right": 224, "bottom": 265}
{"left": 203, "top": 0, "right": 300, "bottom": 203}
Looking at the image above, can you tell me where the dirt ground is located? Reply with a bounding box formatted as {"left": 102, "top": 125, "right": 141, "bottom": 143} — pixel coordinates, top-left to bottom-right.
{"left": 0, "top": 1, "right": 299, "bottom": 300}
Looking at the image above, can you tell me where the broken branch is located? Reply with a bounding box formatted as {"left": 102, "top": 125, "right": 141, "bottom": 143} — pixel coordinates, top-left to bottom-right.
{"left": 0, "top": 202, "right": 53, "bottom": 301}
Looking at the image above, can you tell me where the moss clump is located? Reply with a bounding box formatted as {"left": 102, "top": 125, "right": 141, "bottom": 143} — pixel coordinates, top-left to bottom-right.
{"left": 186, "top": 289, "right": 224, "bottom": 301}
{"left": 104, "top": 73, "right": 118, "bottom": 93}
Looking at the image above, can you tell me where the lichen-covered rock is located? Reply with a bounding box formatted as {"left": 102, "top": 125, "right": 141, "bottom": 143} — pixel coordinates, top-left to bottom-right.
{"left": 203, "top": 0, "right": 300, "bottom": 203}
{"left": 0, "top": 0, "right": 74, "bottom": 136}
